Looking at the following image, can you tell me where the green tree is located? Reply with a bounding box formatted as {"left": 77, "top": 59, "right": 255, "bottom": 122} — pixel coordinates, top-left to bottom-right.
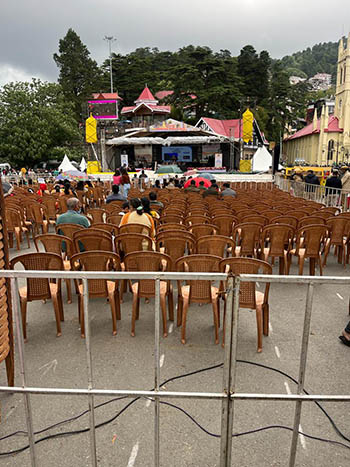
{"left": 237, "top": 46, "right": 270, "bottom": 105}
{"left": 53, "top": 28, "right": 102, "bottom": 119}
{"left": 266, "top": 62, "right": 291, "bottom": 142}
{"left": 0, "top": 80, "right": 82, "bottom": 167}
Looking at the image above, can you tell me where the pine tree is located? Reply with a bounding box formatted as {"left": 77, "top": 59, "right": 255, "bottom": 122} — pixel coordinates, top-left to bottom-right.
{"left": 53, "top": 28, "right": 101, "bottom": 120}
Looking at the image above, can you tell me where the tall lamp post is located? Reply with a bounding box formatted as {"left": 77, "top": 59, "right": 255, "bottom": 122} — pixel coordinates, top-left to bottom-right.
{"left": 104, "top": 36, "right": 116, "bottom": 93}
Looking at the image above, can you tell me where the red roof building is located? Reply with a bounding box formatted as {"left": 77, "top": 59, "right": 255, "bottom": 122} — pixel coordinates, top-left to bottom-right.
{"left": 285, "top": 115, "right": 343, "bottom": 141}
{"left": 121, "top": 86, "right": 171, "bottom": 118}
{"left": 92, "top": 92, "right": 122, "bottom": 100}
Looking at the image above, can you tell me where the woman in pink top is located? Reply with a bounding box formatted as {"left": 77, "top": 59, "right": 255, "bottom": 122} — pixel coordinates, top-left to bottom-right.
{"left": 113, "top": 169, "right": 121, "bottom": 186}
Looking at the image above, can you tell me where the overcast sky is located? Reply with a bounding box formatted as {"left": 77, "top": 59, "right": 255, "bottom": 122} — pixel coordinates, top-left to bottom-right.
{"left": 1, "top": 0, "right": 349, "bottom": 86}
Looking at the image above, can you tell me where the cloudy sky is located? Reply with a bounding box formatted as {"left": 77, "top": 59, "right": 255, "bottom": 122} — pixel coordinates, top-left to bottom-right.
{"left": 1, "top": 0, "right": 349, "bottom": 86}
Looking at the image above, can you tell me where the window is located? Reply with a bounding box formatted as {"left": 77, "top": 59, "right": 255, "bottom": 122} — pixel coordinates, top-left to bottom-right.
{"left": 327, "top": 140, "right": 334, "bottom": 161}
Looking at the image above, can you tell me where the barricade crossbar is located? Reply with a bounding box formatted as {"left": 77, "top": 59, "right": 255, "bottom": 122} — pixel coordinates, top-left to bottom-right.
{"left": 1, "top": 269, "right": 349, "bottom": 467}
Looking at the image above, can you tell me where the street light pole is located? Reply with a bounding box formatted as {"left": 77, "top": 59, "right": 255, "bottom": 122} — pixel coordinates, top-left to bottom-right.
{"left": 104, "top": 36, "right": 116, "bottom": 94}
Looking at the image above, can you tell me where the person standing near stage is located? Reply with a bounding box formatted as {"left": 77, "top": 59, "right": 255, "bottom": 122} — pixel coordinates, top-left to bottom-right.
{"left": 120, "top": 168, "right": 131, "bottom": 198}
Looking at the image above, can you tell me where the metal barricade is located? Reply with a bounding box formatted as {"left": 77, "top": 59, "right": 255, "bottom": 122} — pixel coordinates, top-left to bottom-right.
{"left": 0, "top": 270, "right": 349, "bottom": 467}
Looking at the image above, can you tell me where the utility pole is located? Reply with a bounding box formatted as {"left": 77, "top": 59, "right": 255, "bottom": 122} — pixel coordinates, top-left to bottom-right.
{"left": 104, "top": 36, "right": 116, "bottom": 93}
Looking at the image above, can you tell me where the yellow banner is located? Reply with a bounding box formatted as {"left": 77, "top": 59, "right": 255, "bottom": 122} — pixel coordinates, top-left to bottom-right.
{"left": 242, "top": 108, "right": 254, "bottom": 143}
{"left": 86, "top": 114, "right": 97, "bottom": 143}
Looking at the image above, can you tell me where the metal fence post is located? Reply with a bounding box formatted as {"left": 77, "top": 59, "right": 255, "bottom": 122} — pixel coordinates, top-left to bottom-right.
{"left": 10, "top": 278, "right": 37, "bottom": 467}
{"left": 220, "top": 275, "right": 239, "bottom": 467}
{"left": 288, "top": 282, "right": 314, "bottom": 467}
{"left": 82, "top": 279, "right": 98, "bottom": 467}
{"left": 154, "top": 278, "right": 161, "bottom": 467}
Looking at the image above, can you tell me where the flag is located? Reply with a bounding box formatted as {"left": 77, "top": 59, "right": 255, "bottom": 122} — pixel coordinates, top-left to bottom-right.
{"left": 242, "top": 108, "right": 254, "bottom": 143}
{"left": 86, "top": 114, "right": 97, "bottom": 143}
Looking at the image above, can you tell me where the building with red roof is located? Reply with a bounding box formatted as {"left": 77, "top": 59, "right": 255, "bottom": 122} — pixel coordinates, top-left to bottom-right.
{"left": 284, "top": 33, "right": 350, "bottom": 165}
{"left": 195, "top": 116, "right": 268, "bottom": 160}
{"left": 121, "top": 86, "right": 171, "bottom": 127}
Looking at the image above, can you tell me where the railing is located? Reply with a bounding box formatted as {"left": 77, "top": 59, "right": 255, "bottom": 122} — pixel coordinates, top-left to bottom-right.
{"left": 0, "top": 270, "right": 349, "bottom": 467}
{"left": 275, "top": 174, "right": 350, "bottom": 210}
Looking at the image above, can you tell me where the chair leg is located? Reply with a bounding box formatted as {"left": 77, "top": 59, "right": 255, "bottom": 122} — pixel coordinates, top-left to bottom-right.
{"left": 323, "top": 243, "right": 330, "bottom": 267}
{"left": 20, "top": 298, "right": 27, "bottom": 341}
{"left": 65, "top": 279, "right": 72, "bottom": 304}
{"left": 177, "top": 294, "right": 183, "bottom": 327}
{"left": 167, "top": 285, "right": 174, "bottom": 321}
{"left": 309, "top": 258, "right": 316, "bottom": 276}
{"left": 318, "top": 254, "right": 323, "bottom": 276}
{"left": 108, "top": 291, "right": 117, "bottom": 336}
{"left": 298, "top": 256, "right": 305, "bottom": 275}
{"left": 8, "top": 232, "right": 14, "bottom": 249}
{"left": 15, "top": 228, "right": 21, "bottom": 250}
{"left": 25, "top": 231, "right": 30, "bottom": 248}
{"left": 57, "top": 289, "right": 64, "bottom": 321}
{"left": 131, "top": 292, "right": 139, "bottom": 336}
{"left": 51, "top": 295, "right": 62, "bottom": 337}
{"left": 256, "top": 305, "right": 263, "bottom": 353}
{"left": 160, "top": 293, "right": 168, "bottom": 337}
{"left": 181, "top": 297, "right": 189, "bottom": 344}
{"left": 212, "top": 300, "right": 219, "bottom": 345}
{"left": 115, "top": 289, "right": 121, "bottom": 320}
{"left": 263, "top": 304, "right": 269, "bottom": 336}
{"left": 79, "top": 295, "right": 85, "bottom": 338}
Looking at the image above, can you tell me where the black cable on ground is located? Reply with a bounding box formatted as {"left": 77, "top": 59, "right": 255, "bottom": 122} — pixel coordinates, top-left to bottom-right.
{"left": 0, "top": 360, "right": 349, "bottom": 457}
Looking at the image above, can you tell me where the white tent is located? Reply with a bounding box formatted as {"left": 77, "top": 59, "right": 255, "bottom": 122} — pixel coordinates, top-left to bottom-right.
{"left": 251, "top": 146, "right": 272, "bottom": 172}
{"left": 79, "top": 157, "right": 87, "bottom": 171}
{"left": 58, "top": 155, "right": 76, "bottom": 172}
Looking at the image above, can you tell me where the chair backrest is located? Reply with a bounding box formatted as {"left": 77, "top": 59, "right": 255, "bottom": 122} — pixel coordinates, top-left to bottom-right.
{"left": 73, "top": 228, "right": 113, "bottom": 252}
{"left": 157, "top": 223, "right": 187, "bottom": 233}
{"left": 271, "top": 215, "right": 299, "bottom": 229}
{"left": 124, "top": 251, "right": 172, "bottom": 296}
{"left": 105, "top": 201, "right": 124, "bottom": 212}
{"left": 115, "top": 233, "right": 153, "bottom": 255}
{"left": 298, "top": 216, "right": 326, "bottom": 227}
{"left": 326, "top": 217, "right": 350, "bottom": 244}
{"left": 320, "top": 207, "right": 341, "bottom": 215}
{"left": 119, "top": 223, "right": 151, "bottom": 236}
{"left": 42, "top": 197, "right": 57, "bottom": 218}
{"left": 34, "top": 233, "right": 74, "bottom": 258}
{"left": 86, "top": 208, "right": 108, "bottom": 224}
{"left": 55, "top": 223, "right": 84, "bottom": 239}
{"left": 261, "top": 224, "right": 295, "bottom": 256}
{"left": 296, "top": 225, "right": 328, "bottom": 257}
{"left": 232, "top": 222, "right": 261, "bottom": 256}
{"left": 156, "top": 231, "right": 195, "bottom": 269}
{"left": 189, "top": 224, "right": 217, "bottom": 240}
{"left": 92, "top": 223, "right": 119, "bottom": 236}
{"left": 10, "top": 252, "right": 63, "bottom": 300}
{"left": 176, "top": 254, "right": 221, "bottom": 303}
{"left": 243, "top": 215, "right": 269, "bottom": 227}
{"left": 219, "top": 257, "right": 272, "bottom": 309}
{"left": 196, "top": 235, "right": 234, "bottom": 257}
{"left": 160, "top": 215, "right": 183, "bottom": 224}
{"left": 286, "top": 210, "right": 313, "bottom": 220}
{"left": 27, "top": 203, "right": 46, "bottom": 223}
{"left": 70, "top": 251, "right": 120, "bottom": 297}
{"left": 5, "top": 208, "right": 22, "bottom": 231}
{"left": 212, "top": 215, "right": 237, "bottom": 236}
{"left": 185, "top": 215, "right": 209, "bottom": 226}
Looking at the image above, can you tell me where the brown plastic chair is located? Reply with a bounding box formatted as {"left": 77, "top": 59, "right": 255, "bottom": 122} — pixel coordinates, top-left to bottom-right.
{"left": 73, "top": 228, "right": 113, "bottom": 253}
{"left": 42, "top": 196, "right": 58, "bottom": 223}
{"left": 160, "top": 215, "right": 183, "bottom": 224}
{"left": 298, "top": 216, "right": 326, "bottom": 228}
{"left": 232, "top": 222, "right": 261, "bottom": 258}
{"left": 219, "top": 257, "right": 272, "bottom": 352}
{"left": 261, "top": 224, "right": 295, "bottom": 274}
{"left": 5, "top": 208, "right": 31, "bottom": 250}
{"left": 55, "top": 223, "right": 84, "bottom": 241}
{"left": 189, "top": 224, "right": 217, "bottom": 240}
{"left": 185, "top": 215, "right": 210, "bottom": 226}
{"left": 70, "top": 251, "right": 121, "bottom": 337}
{"left": 175, "top": 254, "right": 221, "bottom": 344}
{"left": 287, "top": 225, "right": 328, "bottom": 275}
{"left": 115, "top": 233, "right": 153, "bottom": 256}
{"left": 86, "top": 208, "right": 108, "bottom": 224}
{"left": 212, "top": 215, "right": 237, "bottom": 236}
{"left": 107, "top": 213, "right": 123, "bottom": 225}
{"left": 105, "top": 201, "right": 124, "bottom": 213}
{"left": 34, "top": 234, "right": 74, "bottom": 303}
{"left": 10, "top": 252, "right": 64, "bottom": 340}
{"left": 119, "top": 223, "right": 152, "bottom": 236}
{"left": 27, "top": 203, "right": 49, "bottom": 236}
{"left": 156, "top": 231, "right": 195, "bottom": 270}
{"left": 324, "top": 217, "right": 350, "bottom": 266}
{"left": 196, "top": 235, "right": 234, "bottom": 257}
{"left": 124, "top": 251, "right": 173, "bottom": 337}
{"left": 157, "top": 223, "right": 187, "bottom": 233}
{"left": 312, "top": 210, "right": 335, "bottom": 221}
{"left": 243, "top": 215, "right": 269, "bottom": 227}
{"left": 92, "top": 223, "right": 119, "bottom": 236}
{"left": 320, "top": 207, "right": 341, "bottom": 215}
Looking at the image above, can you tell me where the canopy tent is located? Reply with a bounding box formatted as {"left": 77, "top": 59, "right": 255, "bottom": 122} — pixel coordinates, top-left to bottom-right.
{"left": 58, "top": 155, "right": 76, "bottom": 172}
{"left": 251, "top": 146, "right": 272, "bottom": 172}
{"left": 79, "top": 157, "right": 87, "bottom": 171}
